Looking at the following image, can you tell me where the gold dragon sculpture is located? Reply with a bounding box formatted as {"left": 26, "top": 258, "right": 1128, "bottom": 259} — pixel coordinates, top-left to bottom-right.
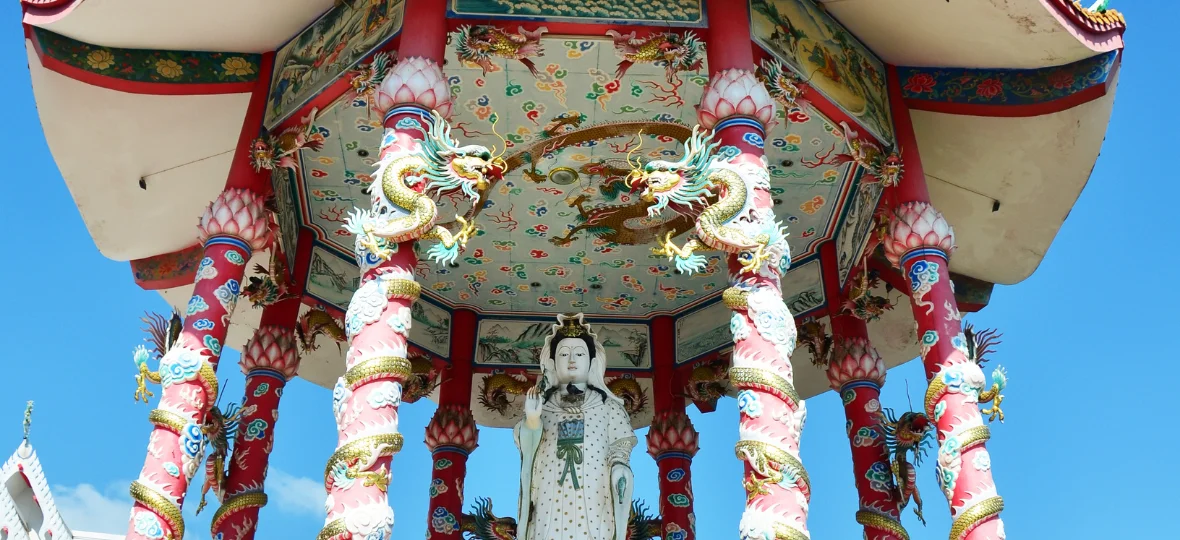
{"left": 625, "top": 126, "right": 789, "bottom": 277}
{"left": 347, "top": 110, "right": 505, "bottom": 267}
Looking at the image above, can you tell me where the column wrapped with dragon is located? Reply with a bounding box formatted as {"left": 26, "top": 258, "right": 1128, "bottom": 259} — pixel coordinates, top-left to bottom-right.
{"left": 625, "top": 69, "right": 808, "bottom": 540}
{"left": 319, "top": 56, "right": 503, "bottom": 540}
{"left": 125, "top": 188, "right": 272, "bottom": 540}
{"left": 884, "top": 202, "right": 1009, "bottom": 540}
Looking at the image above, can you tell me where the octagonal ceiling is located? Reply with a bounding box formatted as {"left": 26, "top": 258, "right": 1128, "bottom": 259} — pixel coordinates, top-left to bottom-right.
{"left": 292, "top": 35, "right": 864, "bottom": 318}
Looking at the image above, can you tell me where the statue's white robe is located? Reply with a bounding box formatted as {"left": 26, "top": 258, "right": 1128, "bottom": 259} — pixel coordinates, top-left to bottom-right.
{"left": 515, "top": 395, "right": 636, "bottom": 540}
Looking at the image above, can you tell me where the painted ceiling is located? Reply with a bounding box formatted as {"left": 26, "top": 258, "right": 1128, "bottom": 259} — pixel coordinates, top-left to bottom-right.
{"left": 294, "top": 35, "right": 858, "bottom": 318}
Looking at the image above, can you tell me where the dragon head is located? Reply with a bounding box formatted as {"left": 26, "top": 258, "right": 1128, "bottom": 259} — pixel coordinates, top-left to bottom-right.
{"left": 883, "top": 409, "right": 933, "bottom": 463}
{"left": 877, "top": 151, "right": 903, "bottom": 187}
{"left": 415, "top": 110, "right": 505, "bottom": 201}
{"left": 626, "top": 126, "right": 721, "bottom": 216}
{"left": 250, "top": 137, "right": 274, "bottom": 172}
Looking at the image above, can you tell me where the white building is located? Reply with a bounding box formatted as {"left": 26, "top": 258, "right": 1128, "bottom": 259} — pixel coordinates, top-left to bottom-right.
{"left": 2, "top": 433, "right": 123, "bottom": 540}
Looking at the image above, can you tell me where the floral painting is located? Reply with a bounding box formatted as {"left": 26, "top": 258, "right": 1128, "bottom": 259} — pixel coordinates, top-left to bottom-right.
{"left": 33, "top": 27, "right": 260, "bottom": 85}
{"left": 266, "top": 0, "right": 406, "bottom": 128}
{"left": 750, "top": 0, "right": 894, "bottom": 143}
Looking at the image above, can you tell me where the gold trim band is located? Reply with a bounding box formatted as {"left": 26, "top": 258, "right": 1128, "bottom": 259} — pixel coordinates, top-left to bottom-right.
{"left": 729, "top": 367, "right": 800, "bottom": 407}
{"left": 323, "top": 433, "right": 404, "bottom": 483}
{"left": 129, "top": 480, "right": 184, "bottom": 539}
{"left": 949, "top": 496, "right": 1003, "bottom": 540}
{"left": 210, "top": 492, "right": 268, "bottom": 532}
{"left": 380, "top": 278, "right": 421, "bottom": 300}
{"left": 856, "top": 510, "right": 910, "bottom": 540}
{"left": 147, "top": 409, "right": 190, "bottom": 434}
{"left": 344, "top": 356, "right": 412, "bottom": 390}
{"left": 723, "top": 287, "right": 749, "bottom": 310}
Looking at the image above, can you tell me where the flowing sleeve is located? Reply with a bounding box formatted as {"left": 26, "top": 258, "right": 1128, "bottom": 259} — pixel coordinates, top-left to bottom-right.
{"left": 514, "top": 418, "right": 542, "bottom": 540}
{"left": 606, "top": 402, "right": 637, "bottom": 467}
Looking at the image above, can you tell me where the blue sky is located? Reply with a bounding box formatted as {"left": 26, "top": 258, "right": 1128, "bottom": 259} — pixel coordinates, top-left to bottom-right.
{"left": 0, "top": 2, "right": 1174, "bottom": 539}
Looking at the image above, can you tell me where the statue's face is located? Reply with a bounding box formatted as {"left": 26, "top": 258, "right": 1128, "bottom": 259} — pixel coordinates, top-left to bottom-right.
{"left": 554, "top": 337, "right": 591, "bottom": 385}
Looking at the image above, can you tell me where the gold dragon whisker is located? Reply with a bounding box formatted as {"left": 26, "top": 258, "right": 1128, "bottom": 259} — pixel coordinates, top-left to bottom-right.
{"left": 626, "top": 130, "right": 645, "bottom": 170}
{"left": 489, "top": 114, "right": 507, "bottom": 161}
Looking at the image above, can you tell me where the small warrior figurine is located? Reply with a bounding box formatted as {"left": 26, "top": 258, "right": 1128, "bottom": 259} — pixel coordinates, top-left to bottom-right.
{"left": 515, "top": 314, "right": 636, "bottom": 540}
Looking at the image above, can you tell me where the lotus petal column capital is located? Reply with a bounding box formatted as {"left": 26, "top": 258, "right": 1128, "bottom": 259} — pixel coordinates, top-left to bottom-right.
{"left": 698, "top": 68, "right": 776, "bottom": 130}
{"left": 240, "top": 325, "right": 300, "bottom": 381}
{"left": 198, "top": 188, "right": 273, "bottom": 252}
{"left": 376, "top": 56, "right": 453, "bottom": 120}
{"left": 884, "top": 201, "right": 955, "bottom": 267}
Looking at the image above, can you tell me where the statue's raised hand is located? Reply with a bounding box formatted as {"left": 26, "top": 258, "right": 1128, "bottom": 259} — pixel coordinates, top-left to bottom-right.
{"left": 524, "top": 386, "right": 542, "bottom": 429}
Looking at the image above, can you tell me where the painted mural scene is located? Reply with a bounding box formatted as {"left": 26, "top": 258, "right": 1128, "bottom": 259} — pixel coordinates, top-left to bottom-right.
{"left": 7, "top": 0, "right": 1128, "bottom": 539}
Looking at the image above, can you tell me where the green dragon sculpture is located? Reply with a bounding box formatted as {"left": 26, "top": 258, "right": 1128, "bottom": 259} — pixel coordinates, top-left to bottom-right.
{"left": 626, "top": 126, "right": 789, "bottom": 276}
{"left": 347, "top": 110, "right": 504, "bottom": 266}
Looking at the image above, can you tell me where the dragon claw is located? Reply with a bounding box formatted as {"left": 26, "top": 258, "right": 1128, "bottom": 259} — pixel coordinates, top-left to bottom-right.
{"left": 736, "top": 244, "right": 772, "bottom": 274}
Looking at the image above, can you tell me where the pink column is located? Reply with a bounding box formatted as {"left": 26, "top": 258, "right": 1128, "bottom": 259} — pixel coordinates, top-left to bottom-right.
{"left": 126, "top": 189, "right": 272, "bottom": 540}
{"left": 700, "top": 3, "right": 810, "bottom": 538}
{"left": 319, "top": 240, "right": 417, "bottom": 540}
{"left": 211, "top": 323, "right": 301, "bottom": 539}
{"left": 319, "top": 34, "right": 499, "bottom": 535}
{"left": 882, "top": 66, "right": 1005, "bottom": 540}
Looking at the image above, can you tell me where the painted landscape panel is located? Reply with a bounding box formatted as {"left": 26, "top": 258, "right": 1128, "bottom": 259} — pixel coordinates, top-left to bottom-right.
{"left": 476, "top": 319, "right": 651, "bottom": 368}
{"left": 836, "top": 175, "right": 883, "bottom": 285}
{"left": 266, "top": 0, "right": 405, "bottom": 127}
{"left": 410, "top": 300, "right": 452, "bottom": 357}
{"left": 305, "top": 246, "right": 358, "bottom": 310}
{"left": 750, "top": 0, "right": 894, "bottom": 143}
{"left": 675, "top": 301, "right": 732, "bottom": 364}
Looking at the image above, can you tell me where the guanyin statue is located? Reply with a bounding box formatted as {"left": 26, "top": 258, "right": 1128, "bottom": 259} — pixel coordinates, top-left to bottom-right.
{"left": 514, "top": 313, "right": 636, "bottom": 540}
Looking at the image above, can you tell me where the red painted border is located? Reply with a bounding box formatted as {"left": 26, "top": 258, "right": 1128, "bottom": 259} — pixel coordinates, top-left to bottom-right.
{"left": 23, "top": 24, "right": 257, "bottom": 96}
{"left": 903, "top": 58, "right": 1119, "bottom": 118}
{"left": 1045, "top": 0, "right": 1126, "bottom": 35}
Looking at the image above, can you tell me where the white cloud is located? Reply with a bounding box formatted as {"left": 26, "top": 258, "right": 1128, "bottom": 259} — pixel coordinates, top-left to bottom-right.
{"left": 51, "top": 483, "right": 131, "bottom": 535}
{"left": 266, "top": 468, "right": 324, "bottom": 515}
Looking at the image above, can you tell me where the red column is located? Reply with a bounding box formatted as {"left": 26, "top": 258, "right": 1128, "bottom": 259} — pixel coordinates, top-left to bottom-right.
{"left": 648, "top": 317, "right": 697, "bottom": 540}
{"left": 211, "top": 296, "right": 303, "bottom": 539}
{"left": 647, "top": 412, "right": 699, "bottom": 540}
{"left": 827, "top": 315, "right": 910, "bottom": 540}
{"left": 882, "top": 66, "right": 1005, "bottom": 540}
{"left": 820, "top": 246, "right": 910, "bottom": 539}
{"left": 424, "top": 310, "right": 478, "bottom": 539}
{"left": 703, "top": 3, "right": 810, "bottom": 539}
{"left": 125, "top": 190, "right": 272, "bottom": 540}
